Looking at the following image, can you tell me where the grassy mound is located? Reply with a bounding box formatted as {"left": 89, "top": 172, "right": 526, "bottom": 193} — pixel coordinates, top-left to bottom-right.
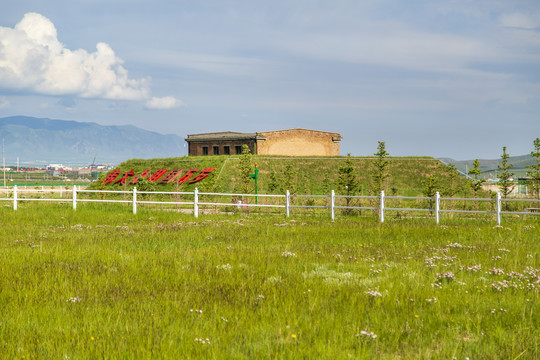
{"left": 94, "top": 155, "right": 474, "bottom": 197}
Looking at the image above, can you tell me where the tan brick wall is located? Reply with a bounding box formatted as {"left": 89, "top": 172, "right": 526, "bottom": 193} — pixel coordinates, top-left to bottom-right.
{"left": 256, "top": 129, "right": 340, "bottom": 156}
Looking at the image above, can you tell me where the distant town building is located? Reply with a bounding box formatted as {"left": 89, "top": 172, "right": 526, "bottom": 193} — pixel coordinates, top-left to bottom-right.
{"left": 47, "top": 164, "right": 72, "bottom": 171}
{"left": 185, "top": 129, "right": 342, "bottom": 157}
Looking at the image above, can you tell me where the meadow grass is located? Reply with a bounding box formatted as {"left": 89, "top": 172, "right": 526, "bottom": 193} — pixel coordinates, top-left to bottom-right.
{"left": 0, "top": 203, "right": 539, "bottom": 359}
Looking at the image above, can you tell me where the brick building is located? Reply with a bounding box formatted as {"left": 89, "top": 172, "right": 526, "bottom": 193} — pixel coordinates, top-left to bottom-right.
{"left": 185, "top": 129, "right": 342, "bottom": 156}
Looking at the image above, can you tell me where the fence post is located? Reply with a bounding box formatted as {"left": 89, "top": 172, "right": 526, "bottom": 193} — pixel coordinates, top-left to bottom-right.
{"left": 194, "top": 187, "right": 199, "bottom": 218}
{"left": 133, "top": 187, "right": 137, "bottom": 215}
{"left": 73, "top": 185, "right": 77, "bottom": 211}
{"left": 330, "top": 189, "right": 335, "bottom": 220}
{"left": 60, "top": 186, "right": 63, "bottom": 198}
{"left": 435, "top": 192, "right": 440, "bottom": 224}
{"left": 496, "top": 192, "right": 501, "bottom": 225}
{"left": 379, "top": 190, "right": 385, "bottom": 223}
{"left": 14, "top": 185, "right": 17, "bottom": 211}
{"left": 286, "top": 190, "right": 290, "bottom": 217}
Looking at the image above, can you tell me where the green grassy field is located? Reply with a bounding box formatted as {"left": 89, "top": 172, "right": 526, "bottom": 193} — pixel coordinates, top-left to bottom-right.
{"left": 1, "top": 204, "right": 539, "bottom": 359}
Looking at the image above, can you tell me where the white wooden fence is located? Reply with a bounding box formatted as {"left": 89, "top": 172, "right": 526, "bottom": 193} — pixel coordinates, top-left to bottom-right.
{"left": 1, "top": 185, "right": 540, "bottom": 224}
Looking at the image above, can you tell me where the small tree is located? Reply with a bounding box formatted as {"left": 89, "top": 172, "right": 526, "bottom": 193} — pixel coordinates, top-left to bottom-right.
{"left": 372, "top": 141, "right": 391, "bottom": 194}
{"left": 468, "top": 159, "right": 485, "bottom": 198}
{"left": 283, "top": 163, "right": 296, "bottom": 194}
{"left": 321, "top": 173, "right": 332, "bottom": 194}
{"left": 268, "top": 171, "right": 279, "bottom": 194}
{"left": 422, "top": 175, "right": 438, "bottom": 213}
{"left": 497, "top": 146, "right": 514, "bottom": 204}
{"left": 238, "top": 144, "right": 252, "bottom": 193}
{"left": 527, "top": 138, "right": 540, "bottom": 199}
{"left": 337, "top": 154, "right": 359, "bottom": 208}
{"left": 442, "top": 164, "right": 460, "bottom": 198}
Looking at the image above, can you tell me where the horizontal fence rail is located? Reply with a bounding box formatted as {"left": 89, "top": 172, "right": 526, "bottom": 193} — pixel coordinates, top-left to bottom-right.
{"left": 1, "top": 186, "right": 540, "bottom": 224}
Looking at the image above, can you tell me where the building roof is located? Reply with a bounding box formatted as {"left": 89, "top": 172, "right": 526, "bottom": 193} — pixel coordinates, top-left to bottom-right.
{"left": 185, "top": 129, "right": 342, "bottom": 142}
{"left": 258, "top": 128, "right": 341, "bottom": 136}
{"left": 185, "top": 131, "right": 259, "bottom": 142}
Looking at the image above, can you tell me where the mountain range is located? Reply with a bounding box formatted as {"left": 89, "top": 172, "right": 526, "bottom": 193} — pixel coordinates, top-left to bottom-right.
{"left": 439, "top": 155, "right": 535, "bottom": 179}
{"left": 0, "top": 116, "right": 184, "bottom": 166}
{"left": 0, "top": 116, "right": 536, "bottom": 174}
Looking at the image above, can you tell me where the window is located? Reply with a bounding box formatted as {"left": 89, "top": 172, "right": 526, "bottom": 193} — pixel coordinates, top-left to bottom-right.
{"left": 224, "top": 146, "right": 230, "bottom": 155}
{"left": 213, "top": 146, "right": 220, "bottom": 155}
{"left": 202, "top": 146, "right": 208, "bottom": 155}
{"left": 235, "top": 145, "right": 242, "bottom": 155}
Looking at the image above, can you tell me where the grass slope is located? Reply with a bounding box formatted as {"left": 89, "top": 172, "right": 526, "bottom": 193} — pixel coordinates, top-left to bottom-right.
{"left": 0, "top": 205, "right": 538, "bottom": 359}
{"left": 96, "top": 156, "right": 472, "bottom": 197}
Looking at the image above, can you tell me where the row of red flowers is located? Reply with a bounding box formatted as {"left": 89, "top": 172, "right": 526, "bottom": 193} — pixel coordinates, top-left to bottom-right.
{"left": 102, "top": 167, "right": 216, "bottom": 185}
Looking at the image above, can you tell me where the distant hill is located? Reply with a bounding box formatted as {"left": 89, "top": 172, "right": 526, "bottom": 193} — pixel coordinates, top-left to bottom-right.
{"left": 439, "top": 155, "right": 535, "bottom": 179}
{"left": 0, "top": 116, "right": 183, "bottom": 165}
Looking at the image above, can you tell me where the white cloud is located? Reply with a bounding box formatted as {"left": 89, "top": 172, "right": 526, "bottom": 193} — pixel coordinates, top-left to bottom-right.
{"left": 500, "top": 13, "right": 540, "bottom": 29}
{"left": 0, "top": 13, "right": 156, "bottom": 101}
{"left": 0, "top": 96, "right": 9, "bottom": 109}
{"left": 145, "top": 96, "right": 184, "bottom": 110}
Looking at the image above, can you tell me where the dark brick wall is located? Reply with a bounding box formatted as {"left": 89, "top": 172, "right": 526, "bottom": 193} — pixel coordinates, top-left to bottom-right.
{"left": 188, "top": 140, "right": 256, "bottom": 156}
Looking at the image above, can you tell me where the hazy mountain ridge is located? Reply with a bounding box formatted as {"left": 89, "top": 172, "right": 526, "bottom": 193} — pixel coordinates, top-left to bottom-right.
{"left": 439, "top": 155, "right": 535, "bottom": 178}
{"left": 0, "top": 116, "right": 184, "bottom": 165}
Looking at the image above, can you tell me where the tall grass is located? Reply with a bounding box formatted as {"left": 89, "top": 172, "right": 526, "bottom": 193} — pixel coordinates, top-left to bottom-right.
{"left": 0, "top": 204, "right": 538, "bottom": 359}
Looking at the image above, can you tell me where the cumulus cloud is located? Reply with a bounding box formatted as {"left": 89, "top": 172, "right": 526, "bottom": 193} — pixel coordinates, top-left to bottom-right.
{"left": 0, "top": 12, "right": 177, "bottom": 106}
{"left": 145, "top": 96, "right": 184, "bottom": 110}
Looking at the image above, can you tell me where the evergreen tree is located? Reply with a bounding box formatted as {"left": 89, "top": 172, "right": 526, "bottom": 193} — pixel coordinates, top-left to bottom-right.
{"left": 527, "top": 138, "right": 540, "bottom": 199}
{"left": 422, "top": 175, "right": 438, "bottom": 213}
{"left": 267, "top": 171, "right": 279, "bottom": 194}
{"left": 321, "top": 173, "right": 332, "bottom": 200}
{"left": 283, "top": 163, "right": 296, "bottom": 194}
{"left": 468, "top": 159, "right": 485, "bottom": 197}
{"left": 238, "top": 144, "right": 252, "bottom": 193}
{"left": 372, "top": 141, "right": 390, "bottom": 194}
{"left": 442, "top": 163, "right": 460, "bottom": 198}
{"left": 337, "top": 154, "right": 359, "bottom": 207}
{"left": 497, "top": 146, "right": 514, "bottom": 202}
{"left": 422, "top": 176, "right": 438, "bottom": 198}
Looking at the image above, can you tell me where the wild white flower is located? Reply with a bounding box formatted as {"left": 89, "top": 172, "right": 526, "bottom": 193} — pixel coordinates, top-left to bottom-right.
{"left": 490, "top": 268, "right": 505, "bottom": 275}
{"left": 436, "top": 272, "right": 455, "bottom": 283}
{"left": 281, "top": 251, "right": 296, "bottom": 257}
{"left": 66, "top": 297, "right": 81, "bottom": 303}
{"left": 461, "top": 264, "right": 482, "bottom": 272}
{"left": 356, "top": 330, "right": 377, "bottom": 339}
{"left": 365, "top": 290, "right": 382, "bottom": 297}
{"left": 216, "top": 264, "right": 232, "bottom": 271}
{"left": 195, "top": 338, "right": 210, "bottom": 344}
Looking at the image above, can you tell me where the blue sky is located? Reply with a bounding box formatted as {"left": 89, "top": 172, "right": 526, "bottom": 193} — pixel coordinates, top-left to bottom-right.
{"left": 1, "top": 0, "right": 539, "bottom": 160}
